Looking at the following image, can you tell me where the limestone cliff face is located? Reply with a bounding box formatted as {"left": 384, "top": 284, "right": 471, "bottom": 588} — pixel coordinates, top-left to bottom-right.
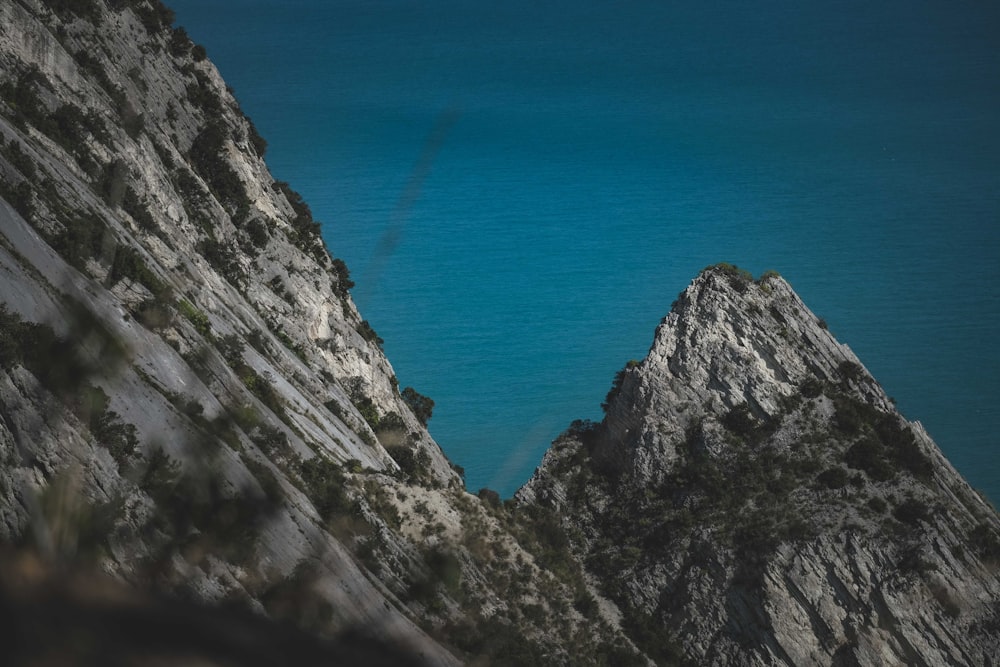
{"left": 0, "top": 0, "right": 468, "bottom": 662}
{"left": 519, "top": 266, "right": 1000, "bottom": 665}
{"left": 0, "top": 2, "right": 643, "bottom": 664}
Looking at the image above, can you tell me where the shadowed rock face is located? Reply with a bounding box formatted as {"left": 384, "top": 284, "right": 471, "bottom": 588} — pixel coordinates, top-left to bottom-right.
{"left": 518, "top": 265, "right": 1000, "bottom": 665}
{"left": 1, "top": 2, "right": 998, "bottom": 665}
{"left": 0, "top": 550, "right": 425, "bottom": 667}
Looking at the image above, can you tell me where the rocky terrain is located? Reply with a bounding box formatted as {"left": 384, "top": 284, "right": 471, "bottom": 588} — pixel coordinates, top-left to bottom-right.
{"left": 518, "top": 265, "right": 1000, "bottom": 664}
{"left": 0, "top": 1, "right": 998, "bottom": 665}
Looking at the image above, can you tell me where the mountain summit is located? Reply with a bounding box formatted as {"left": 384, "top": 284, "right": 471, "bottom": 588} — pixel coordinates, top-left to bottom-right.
{"left": 0, "top": 1, "right": 997, "bottom": 664}
{"left": 518, "top": 265, "right": 1000, "bottom": 664}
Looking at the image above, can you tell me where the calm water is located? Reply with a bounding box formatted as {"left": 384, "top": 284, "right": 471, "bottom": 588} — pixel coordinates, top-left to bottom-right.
{"left": 169, "top": 0, "right": 1000, "bottom": 500}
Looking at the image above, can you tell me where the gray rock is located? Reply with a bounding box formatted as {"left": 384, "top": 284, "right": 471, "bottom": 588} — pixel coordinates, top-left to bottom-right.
{"left": 519, "top": 265, "right": 1000, "bottom": 665}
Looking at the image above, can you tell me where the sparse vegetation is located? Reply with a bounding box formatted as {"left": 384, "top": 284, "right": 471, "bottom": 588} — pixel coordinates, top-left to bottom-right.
{"left": 401, "top": 386, "right": 434, "bottom": 425}
{"left": 177, "top": 298, "right": 212, "bottom": 338}
{"left": 188, "top": 120, "right": 249, "bottom": 217}
{"left": 355, "top": 320, "right": 383, "bottom": 349}
{"left": 299, "top": 456, "right": 349, "bottom": 522}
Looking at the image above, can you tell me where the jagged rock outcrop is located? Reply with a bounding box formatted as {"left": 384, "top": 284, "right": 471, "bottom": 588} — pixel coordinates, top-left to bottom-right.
{"left": 518, "top": 265, "right": 1000, "bottom": 665}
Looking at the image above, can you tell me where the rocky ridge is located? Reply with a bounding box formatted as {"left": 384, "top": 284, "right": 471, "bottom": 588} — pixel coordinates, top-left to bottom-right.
{"left": 1, "top": 1, "right": 998, "bottom": 665}
{"left": 518, "top": 265, "right": 1000, "bottom": 665}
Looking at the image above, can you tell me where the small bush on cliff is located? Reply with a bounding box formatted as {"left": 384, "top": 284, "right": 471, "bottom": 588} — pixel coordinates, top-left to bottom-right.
{"left": 177, "top": 299, "right": 211, "bottom": 338}
{"left": 108, "top": 245, "right": 166, "bottom": 297}
{"left": 477, "top": 488, "right": 502, "bottom": 509}
{"left": 707, "top": 262, "right": 754, "bottom": 292}
{"left": 299, "top": 456, "right": 349, "bottom": 521}
{"left": 188, "top": 121, "right": 249, "bottom": 216}
{"left": 134, "top": 1, "right": 175, "bottom": 35}
{"left": 356, "top": 320, "right": 383, "bottom": 349}
{"left": 601, "top": 363, "right": 637, "bottom": 413}
{"left": 331, "top": 258, "right": 354, "bottom": 297}
{"left": 385, "top": 444, "right": 431, "bottom": 480}
{"left": 197, "top": 237, "right": 245, "bottom": 289}
{"left": 401, "top": 386, "right": 434, "bottom": 425}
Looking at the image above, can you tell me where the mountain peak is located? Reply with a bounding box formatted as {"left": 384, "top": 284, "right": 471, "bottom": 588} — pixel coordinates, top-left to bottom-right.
{"left": 518, "top": 264, "right": 1000, "bottom": 665}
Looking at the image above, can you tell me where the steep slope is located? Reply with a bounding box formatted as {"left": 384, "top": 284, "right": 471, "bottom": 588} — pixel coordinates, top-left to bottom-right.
{"left": 0, "top": 1, "right": 646, "bottom": 664}
{"left": 518, "top": 264, "right": 1000, "bottom": 665}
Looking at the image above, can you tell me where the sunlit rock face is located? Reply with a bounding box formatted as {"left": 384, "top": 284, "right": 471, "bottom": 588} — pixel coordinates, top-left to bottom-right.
{"left": 519, "top": 266, "right": 1000, "bottom": 665}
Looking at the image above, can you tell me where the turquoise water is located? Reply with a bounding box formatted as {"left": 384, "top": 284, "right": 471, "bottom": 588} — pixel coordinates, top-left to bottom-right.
{"left": 170, "top": 0, "right": 1000, "bottom": 500}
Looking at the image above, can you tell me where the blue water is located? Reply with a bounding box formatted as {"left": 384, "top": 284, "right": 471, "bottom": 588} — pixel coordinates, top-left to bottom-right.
{"left": 169, "top": 0, "right": 1000, "bottom": 501}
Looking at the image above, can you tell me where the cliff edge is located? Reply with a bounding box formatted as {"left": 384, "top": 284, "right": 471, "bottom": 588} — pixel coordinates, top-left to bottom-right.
{"left": 518, "top": 265, "right": 1000, "bottom": 665}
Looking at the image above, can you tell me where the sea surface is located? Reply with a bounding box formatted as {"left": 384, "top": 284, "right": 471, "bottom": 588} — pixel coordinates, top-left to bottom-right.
{"left": 170, "top": 0, "right": 1000, "bottom": 501}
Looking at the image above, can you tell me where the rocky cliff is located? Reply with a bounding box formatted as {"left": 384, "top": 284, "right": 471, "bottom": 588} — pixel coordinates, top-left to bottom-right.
{"left": 1, "top": 1, "right": 998, "bottom": 665}
{"left": 518, "top": 265, "right": 1000, "bottom": 665}
{"left": 0, "top": 1, "right": 630, "bottom": 664}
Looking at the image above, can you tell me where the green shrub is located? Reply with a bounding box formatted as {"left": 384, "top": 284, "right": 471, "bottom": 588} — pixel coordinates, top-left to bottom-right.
{"left": 299, "top": 456, "right": 349, "bottom": 521}
{"left": 169, "top": 26, "right": 192, "bottom": 57}
{"left": 244, "top": 217, "right": 269, "bottom": 250}
{"left": 245, "top": 422, "right": 292, "bottom": 467}
{"left": 246, "top": 116, "right": 267, "bottom": 157}
{"left": 216, "top": 334, "right": 244, "bottom": 368}
{"left": 177, "top": 298, "right": 211, "bottom": 337}
{"left": 241, "top": 369, "right": 287, "bottom": 422}
{"left": 188, "top": 120, "right": 248, "bottom": 214}
{"left": 140, "top": 446, "right": 182, "bottom": 502}
{"left": 601, "top": 367, "right": 629, "bottom": 413}
{"left": 272, "top": 180, "right": 321, "bottom": 248}
{"left": 622, "top": 611, "right": 685, "bottom": 666}
{"left": 401, "top": 386, "right": 434, "bottom": 425}
{"left": 48, "top": 210, "right": 110, "bottom": 270}
{"left": 354, "top": 397, "right": 380, "bottom": 430}
{"left": 375, "top": 411, "right": 406, "bottom": 433}
{"left": 838, "top": 360, "right": 863, "bottom": 382}
{"left": 331, "top": 258, "right": 354, "bottom": 296}
{"left": 707, "top": 262, "right": 754, "bottom": 292}
{"left": 477, "top": 488, "right": 502, "bottom": 509}
{"left": 874, "top": 416, "right": 934, "bottom": 481}
{"left": 424, "top": 547, "right": 462, "bottom": 595}
{"left": 757, "top": 269, "right": 781, "bottom": 283}
{"left": 867, "top": 496, "right": 887, "bottom": 513}
{"left": 107, "top": 246, "right": 169, "bottom": 298}
{"left": 441, "top": 616, "right": 548, "bottom": 666}
{"left": 356, "top": 320, "right": 383, "bottom": 349}
{"left": 134, "top": 1, "right": 174, "bottom": 34}
{"left": 721, "top": 403, "right": 758, "bottom": 437}
{"left": 73, "top": 50, "right": 124, "bottom": 105}
{"left": 198, "top": 238, "right": 247, "bottom": 289}
{"left": 385, "top": 444, "right": 430, "bottom": 479}
{"left": 122, "top": 186, "right": 157, "bottom": 232}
